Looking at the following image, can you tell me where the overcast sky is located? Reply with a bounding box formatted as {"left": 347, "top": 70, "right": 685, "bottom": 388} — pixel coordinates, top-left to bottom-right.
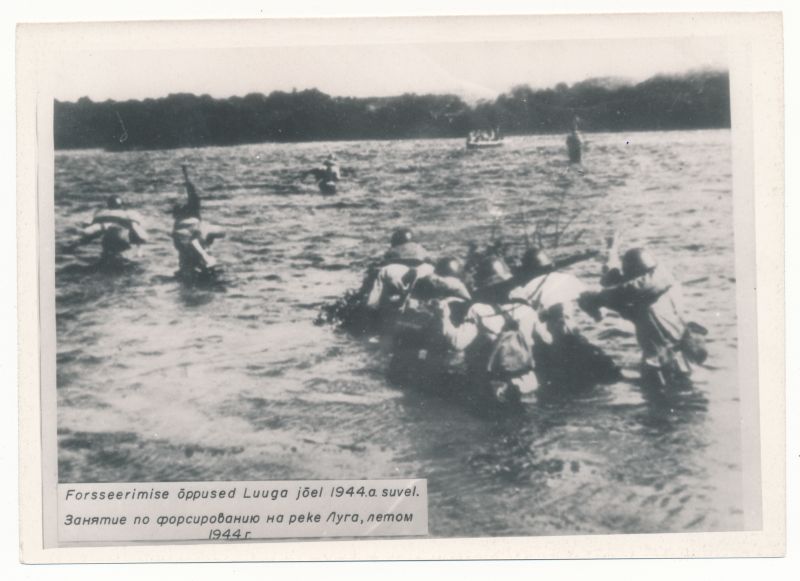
{"left": 53, "top": 37, "right": 728, "bottom": 102}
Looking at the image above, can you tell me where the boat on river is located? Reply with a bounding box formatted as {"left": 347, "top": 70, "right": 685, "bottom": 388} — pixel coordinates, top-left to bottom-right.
{"left": 466, "top": 129, "right": 504, "bottom": 150}
{"left": 466, "top": 139, "right": 504, "bottom": 150}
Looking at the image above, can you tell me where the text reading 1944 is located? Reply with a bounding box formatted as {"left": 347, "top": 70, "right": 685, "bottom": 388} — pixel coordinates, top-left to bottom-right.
{"left": 57, "top": 480, "right": 429, "bottom": 542}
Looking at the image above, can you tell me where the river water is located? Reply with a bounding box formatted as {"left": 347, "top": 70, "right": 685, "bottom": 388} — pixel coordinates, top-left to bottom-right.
{"left": 55, "top": 129, "right": 745, "bottom": 536}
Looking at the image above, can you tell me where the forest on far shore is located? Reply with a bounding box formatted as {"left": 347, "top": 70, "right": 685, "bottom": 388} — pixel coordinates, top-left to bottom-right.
{"left": 54, "top": 70, "right": 730, "bottom": 151}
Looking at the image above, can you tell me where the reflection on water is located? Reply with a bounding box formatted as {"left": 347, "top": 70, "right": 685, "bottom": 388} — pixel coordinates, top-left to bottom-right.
{"left": 55, "top": 130, "right": 744, "bottom": 536}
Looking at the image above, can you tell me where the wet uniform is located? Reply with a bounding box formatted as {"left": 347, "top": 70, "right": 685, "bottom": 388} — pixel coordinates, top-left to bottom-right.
{"left": 365, "top": 242, "right": 433, "bottom": 310}
{"left": 511, "top": 270, "right": 620, "bottom": 387}
{"left": 171, "top": 172, "right": 226, "bottom": 275}
{"left": 84, "top": 208, "right": 147, "bottom": 259}
{"left": 440, "top": 302, "right": 549, "bottom": 398}
{"left": 593, "top": 266, "right": 693, "bottom": 386}
{"left": 509, "top": 271, "right": 586, "bottom": 338}
{"left": 366, "top": 263, "right": 434, "bottom": 311}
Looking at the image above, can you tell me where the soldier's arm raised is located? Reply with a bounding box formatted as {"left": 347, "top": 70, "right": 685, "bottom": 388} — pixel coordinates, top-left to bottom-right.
{"left": 181, "top": 164, "right": 201, "bottom": 214}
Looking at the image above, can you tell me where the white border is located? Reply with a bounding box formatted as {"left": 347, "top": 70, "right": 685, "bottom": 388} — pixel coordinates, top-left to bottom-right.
{"left": 11, "top": 4, "right": 788, "bottom": 574}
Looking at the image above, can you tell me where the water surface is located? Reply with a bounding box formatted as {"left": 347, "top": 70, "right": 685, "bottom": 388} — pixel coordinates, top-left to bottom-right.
{"left": 55, "top": 130, "right": 743, "bottom": 536}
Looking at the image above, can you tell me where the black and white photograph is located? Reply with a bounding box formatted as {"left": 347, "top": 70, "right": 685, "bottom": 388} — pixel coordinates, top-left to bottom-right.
{"left": 15, "top": 11, "right": 786, "bottom": 562}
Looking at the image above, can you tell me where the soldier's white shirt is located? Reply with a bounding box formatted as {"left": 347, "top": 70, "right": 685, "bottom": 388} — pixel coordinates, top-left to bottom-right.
{"left": 508, "top": 271, "right": 586, "bottom": 312}
{"left": 366, "top": 263, "right": 435, "bottom": 309}
{"left": 441, "top": 302, "right": 551, "bottom": 351}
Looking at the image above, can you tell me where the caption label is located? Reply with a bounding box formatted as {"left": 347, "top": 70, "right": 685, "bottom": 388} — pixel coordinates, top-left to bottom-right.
{"left": 58, "top": 479, "right": 428, "bottom": 542}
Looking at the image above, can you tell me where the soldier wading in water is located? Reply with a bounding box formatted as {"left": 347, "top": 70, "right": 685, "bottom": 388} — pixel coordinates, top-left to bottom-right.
{"left": 171, "top": 165, "right": 226, "bottom": 279}
{"left": 76, "top": 194, "right": 149, "bottom": 263}
{"left": 579, "top": 234, "right": 708, "bottom": 389}
{"left": 509, "top": 246, "right": 621, "bottom": 389}
{"left": 434, "top": 255, "right": 547, "bottom": 404}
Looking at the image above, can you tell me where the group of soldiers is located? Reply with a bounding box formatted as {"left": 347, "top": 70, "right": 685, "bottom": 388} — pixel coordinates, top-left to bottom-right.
{"left": 359, "top": 227, "right": 708, "bottom": 404}
{"left": 72, "top": 153, "right": 344, "bottom": 281}
{"left": 76, "top": 155, "right": 343, "bottom": 276}
{"left": 75, "top": 164, "right": 226, "bottom": 279}
{"left": 73, "top": 159, "right": 709, "bottom": 403}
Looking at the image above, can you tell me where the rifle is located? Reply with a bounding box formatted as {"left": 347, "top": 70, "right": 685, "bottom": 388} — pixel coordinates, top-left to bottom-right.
{"left": 548, "top": 249, "right": 601, "bottom": 272}
{"left": 510, "top": 249, "right": 601, "bottom": 309}
{"left": 520, "top": 206, "right": 532, "bottom": 250}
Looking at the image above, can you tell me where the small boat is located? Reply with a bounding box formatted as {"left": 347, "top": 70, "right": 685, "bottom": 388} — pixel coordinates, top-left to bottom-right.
{"left": 466, "top": 139, "right": 504, "bottom": 150}
{"left": 465, "top": 129, "right": 504, "bottom": 150}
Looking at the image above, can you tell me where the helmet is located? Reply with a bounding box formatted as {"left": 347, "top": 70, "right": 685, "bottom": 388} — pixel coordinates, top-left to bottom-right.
{"left": 106, "top": 195, "right": 123, "bottom": 209}
{"left": 520, "top": 247, "right": 552, "bottom": 275}
{"left": 324, "top": 154, "right": 337, "bottom": 166}
{"left": 435, "top": 257, "right": 463, "bottom": 278}
{"left": 390, "top": 228, "right": 413, "bottom": 247}
{"left": 475, "top": 255, "right": 513, "bottom": 290}
{"left": 622, "top": 248, "right": 658, "bottom": 278}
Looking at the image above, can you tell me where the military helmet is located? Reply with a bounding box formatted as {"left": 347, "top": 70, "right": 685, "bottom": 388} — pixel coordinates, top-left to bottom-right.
{"left": 622, "top": 248, "right": 658, "bottom": 278}
{"left": 520, "top": 247, "right": 552, "bottom": 275}
{"left": 435, "top": 257, "right": 463, "bottom": 278}
{"left": 390, "top": 228, "right": 413, "bottom": 247}
{"left": 475, "top": 255, "right": 513, "bottom": 290}
{"left": 106, "top": 195, "right": 123, "bottom": 209}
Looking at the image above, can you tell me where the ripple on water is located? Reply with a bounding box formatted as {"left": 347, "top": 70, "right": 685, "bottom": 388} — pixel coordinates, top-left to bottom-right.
{"left": 55, "top": 130, "right": 743, "bottom": 535}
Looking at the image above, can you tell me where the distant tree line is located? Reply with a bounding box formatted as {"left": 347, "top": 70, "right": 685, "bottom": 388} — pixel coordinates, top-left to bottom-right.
{"left": 54, "top": 70, "right": 729, "bottom": 151}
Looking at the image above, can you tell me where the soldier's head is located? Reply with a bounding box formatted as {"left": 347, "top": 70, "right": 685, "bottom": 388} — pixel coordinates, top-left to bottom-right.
{"left": 621, "top": 248, "right": 658, "bottom": 279}
{"left": 106, "top": 195, "right": 123, "bottom": 209}
{"left": 474, "top": 255, "right": 515, "bottom": 302}
{"left": 519, "top": 247, "right": 552, "bottom": 279}
{"left": 435, "top": 256, "right": 464, "bottom": 279}
{"left": 390, "top": 228, "right": 414, "bottom": 248}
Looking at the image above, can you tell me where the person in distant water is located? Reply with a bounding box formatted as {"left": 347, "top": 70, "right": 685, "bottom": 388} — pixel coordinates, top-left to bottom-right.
{"left": 509, "top": 247, "right": 620, "bottom": 387}
{"left": 566, "top": 115, "right": 583, "bottom": 164}
{"left": 77, "top": 195, "right": 148, "bottom": 261}
{"left": 171, "top": 164, "right": 225, "bottom": 277}
{"left": 578, "top": 234, "right": 708, "bottom": 389}
{"left": 434, "top": 255, "right": 548, "bottom": 404}
{"left": 303, "top": 154, "right": 341, "bottom": 195}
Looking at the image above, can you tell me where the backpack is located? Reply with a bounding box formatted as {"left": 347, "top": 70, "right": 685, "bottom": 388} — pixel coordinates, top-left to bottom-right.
{"left": 680, "top": 321, "right": 708, "bottom": 365}
{"left": 660, "top": 296, "right": 709, "bottom": 366}
{"left": 485, "top": 306, "right": 535, "bottom": 377}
